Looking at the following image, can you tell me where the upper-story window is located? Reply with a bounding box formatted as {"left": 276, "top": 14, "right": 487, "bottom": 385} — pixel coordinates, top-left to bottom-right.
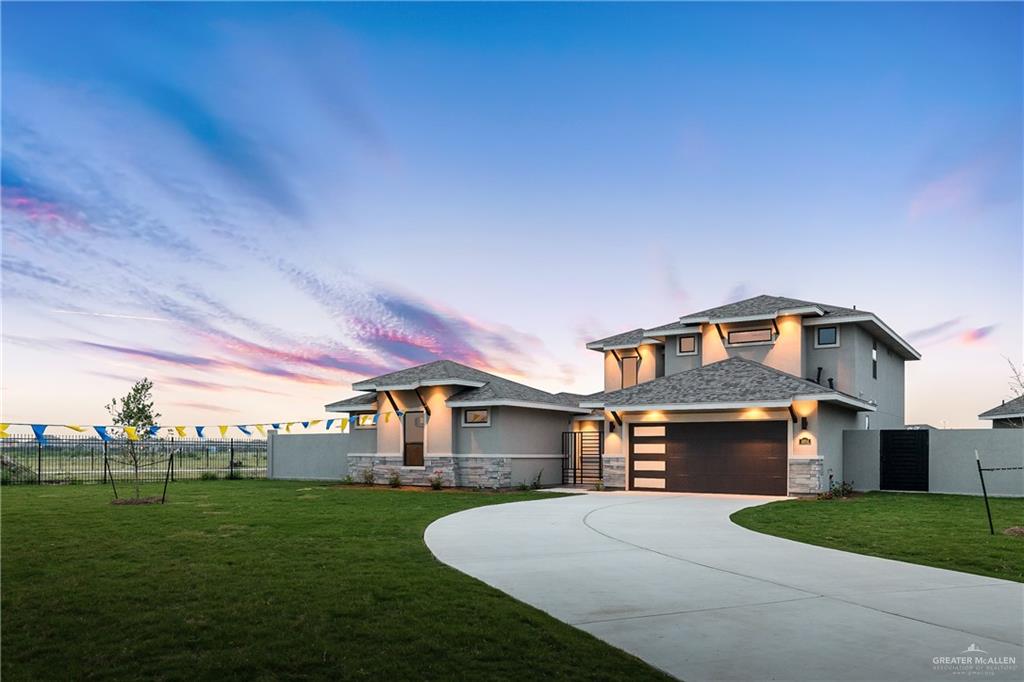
{"left": 727, "top": 328, "right": 773, "bottom": 345}
{"left": 872, "top": 340, "right": 878, "bottom": 379}
{"left": 677, "top": 335, "right": 699, "bottom": 356}
{"left": 354, "top": 414, "right": 376, "bottom": 429}
{"left": 815, "top": 326, "right": 840, "bottom": 348}
{"left": 621, "top": 355, "right": 639, "bottom": 389}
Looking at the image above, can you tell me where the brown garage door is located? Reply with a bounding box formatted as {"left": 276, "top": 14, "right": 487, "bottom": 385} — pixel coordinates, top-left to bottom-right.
{"left": 630, "top": 421, "right": 788, "bottom": 495}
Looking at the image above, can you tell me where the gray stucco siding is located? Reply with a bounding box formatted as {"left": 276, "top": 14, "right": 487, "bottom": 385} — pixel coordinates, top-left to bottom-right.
{"left": 816, "top": 402, "right": 859, "bottom": 487}
{"left": 454, "top": 406, "right": 573, "bottom": 455}
{"left": 347, "top": 425, "right": 377, "bottom": 454}
{"left": 803, "top": 323, "right": 905, "bottom": 429}
{"left": 663, "top": 334, "right": 702, "bottom": 376}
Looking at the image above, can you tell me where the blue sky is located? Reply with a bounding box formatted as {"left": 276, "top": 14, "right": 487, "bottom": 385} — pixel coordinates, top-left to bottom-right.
{"left": 2, "top": 2, "right": 1021, "bottom": 428}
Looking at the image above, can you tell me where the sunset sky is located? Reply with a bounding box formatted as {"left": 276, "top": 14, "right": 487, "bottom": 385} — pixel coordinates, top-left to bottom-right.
{"left": 2, "top": 2, "right": 1021, "bottom": 430}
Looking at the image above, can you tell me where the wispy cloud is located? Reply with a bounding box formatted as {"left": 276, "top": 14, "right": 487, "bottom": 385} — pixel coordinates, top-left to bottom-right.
{"left": 49, "top": 309, "right": 172, "bottom": 323}
{"left": 962, "top": 325, "right": 997, "bottom": 345}
{"left": 906, "top": 317, "right": 963, "bottom": 345}
{"left": 167, "top": 401, "right": 240, "bottom": 415}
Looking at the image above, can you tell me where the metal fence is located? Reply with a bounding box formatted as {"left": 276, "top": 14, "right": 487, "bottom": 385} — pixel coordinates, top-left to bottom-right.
{"left": 0, "top": 436, "right": 267, "bottom": 485}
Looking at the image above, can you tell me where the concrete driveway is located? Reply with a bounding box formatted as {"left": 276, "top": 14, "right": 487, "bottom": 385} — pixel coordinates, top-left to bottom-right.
{"left": 425, "top": 493, "right": 1023, "bottom": 681}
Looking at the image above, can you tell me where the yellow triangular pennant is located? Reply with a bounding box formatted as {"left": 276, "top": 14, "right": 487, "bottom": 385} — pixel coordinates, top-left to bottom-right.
{"left": 124, "top": 426, "right": 139, "bottom": 441}
{"left": 65, "top": 424, "right": 86, "bottom": 433}
{"left": 218, "top": 425, "right": 229, "bottom": 438}
{"left": 175, "top": 426, "right": 187, "bottom": 438}
{"left": 0, "top": 423, "right": 9, "bottom": 438}
{"left": 254, "top": 424, "right": 266, "bottom": 437}
{"left": 309, "top": 419, "right": 322, "bottom": 428}
{"left": 339, "top": 417, "right": 349, "bottom": 431}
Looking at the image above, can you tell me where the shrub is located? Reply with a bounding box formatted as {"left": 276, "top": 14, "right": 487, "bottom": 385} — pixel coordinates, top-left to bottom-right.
{"left": 817, "top": 479, "right": 855, "bottom": 500}
{"left": 516, "top": 481, "right": 529, "bottom": 491}
{"left": 387, "top": 469, "right": 402, "bottom": 488}
{"left": 361, "top": 468, "right": 375, "bottom": 486}
{"left": 427, "top": 469, "right": 445, "bottom": 490}
{"left": 593, "top": 479, "right": 606, "bottom": 492}
{"left": 200, "top": 472, "right": 219, "bottom": 481}
{"left": 340, "top": 475, "right": 355, "bottom": 485}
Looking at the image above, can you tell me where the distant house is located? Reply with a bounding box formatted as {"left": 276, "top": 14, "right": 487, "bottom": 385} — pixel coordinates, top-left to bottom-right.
{"left": 978, "top": 395, "right": 1024, "bottom": 428}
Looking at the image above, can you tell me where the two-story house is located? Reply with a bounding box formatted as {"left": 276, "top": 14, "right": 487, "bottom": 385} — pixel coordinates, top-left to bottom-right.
{"left": 579, "top": 295, "right": 920, "bottom": 495}
{"left": 325, "top": 294, "right": 920, "bottom": 495}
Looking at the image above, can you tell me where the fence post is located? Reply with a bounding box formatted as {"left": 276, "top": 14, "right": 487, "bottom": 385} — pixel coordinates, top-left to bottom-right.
{"left": 37, "top": 442, "right": 42, "bottom": 484}
{"left": 103, "top": 441, "right": 108, "bottom": 483}
{"left": 976, "top": 450, "right": 995, "bottom": 536}
{"left": 170, "top": 437, "right": 175, "bottom": 482}
{"left": 230, "top": 439, "right": 235, "bottom": 479}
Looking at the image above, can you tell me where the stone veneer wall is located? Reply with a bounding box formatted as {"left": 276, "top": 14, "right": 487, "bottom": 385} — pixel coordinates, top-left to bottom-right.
{"left": 789, "top": 458, "right": 824, "bottom": 495}
{"left": 347, "top": 454, "right": 513, "bottom": 489}
{"left": 602, "top": 456, "right": 625, "bottom": 489}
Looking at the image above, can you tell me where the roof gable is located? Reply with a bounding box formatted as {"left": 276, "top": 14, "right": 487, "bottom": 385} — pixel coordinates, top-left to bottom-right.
{"left": 979, "top": 394, "right": 1024, "bottom": 420}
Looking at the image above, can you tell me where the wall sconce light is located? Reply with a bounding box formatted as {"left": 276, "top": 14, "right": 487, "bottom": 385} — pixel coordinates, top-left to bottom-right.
{"left": 609, "top": 422, "right": 616, "bottom": 433}
{"left": 800, "top": 416, "right": 808, "bottom": 431}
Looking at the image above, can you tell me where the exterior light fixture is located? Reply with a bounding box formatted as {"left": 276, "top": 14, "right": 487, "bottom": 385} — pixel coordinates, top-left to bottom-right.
{"left": 800, "top": 417, "right": 808, "bottom": 431}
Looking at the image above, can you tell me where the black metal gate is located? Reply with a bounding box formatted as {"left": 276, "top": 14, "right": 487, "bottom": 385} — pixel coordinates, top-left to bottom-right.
{"left": 880, "top": 429, "right": 929, "bottom": 491}
{"left": 562, "top": 431, "right": 603, "bottom": 485}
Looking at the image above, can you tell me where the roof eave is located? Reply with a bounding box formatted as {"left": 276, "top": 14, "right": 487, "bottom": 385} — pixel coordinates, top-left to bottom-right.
{"left": 445, "top": 398, "right": 591, "bottom": 414}
{"left": 979, "top": 412, "right": 1024, "bottom": 420}
{"left": 803, "top": 314, "right": 921, "bottom": 360}
{"left": 324, "top": 403, "right": 378, "bottom": 414}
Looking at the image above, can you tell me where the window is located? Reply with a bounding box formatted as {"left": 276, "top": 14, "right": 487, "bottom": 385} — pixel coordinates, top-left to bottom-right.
{"left": 463, "top": 409, "right": 490, "bottom": 427}
{"left": 727, "top": 328, "right": 773, "bottom": 345}
{"left": 815, "top": 326, "right": 839, "bottom": 348}
{"left": 621, "top": 355, "right": 639, "bottom": 388}
{"left": 677, "top": 335, "right": 699, "bottom": 356}
{"left": 872, "top": 340, "right": 878, "bottom": 379}
{"left": 354, "top": 414, "right": 376, "bottom": 429}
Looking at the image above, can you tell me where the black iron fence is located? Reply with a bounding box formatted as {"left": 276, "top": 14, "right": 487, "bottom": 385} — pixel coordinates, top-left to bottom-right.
{"left": 0, "top": 436, "right": 267, "bottom": 485}
{"left": 562, "top": 431, "right": 603, "bottom": 485}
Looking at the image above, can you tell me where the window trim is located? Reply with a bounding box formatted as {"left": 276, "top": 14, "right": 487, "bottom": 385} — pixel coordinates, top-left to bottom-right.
{"left": 872, "top": 340, "right": 878, "bottom": 380}
{"left": 725, "top": 327, "right": 775, "bottom": 346}
{"left": 462, "top": 408, "right": 491, "bottom": 427}
{"left": 353, "top": 413, "right": 377, "bottom": 429}
{"left": 676, "top": 334, "right": 700, "bottom": 356}
{"left": 814, "top": 326, "right": 840, "bottom": 349}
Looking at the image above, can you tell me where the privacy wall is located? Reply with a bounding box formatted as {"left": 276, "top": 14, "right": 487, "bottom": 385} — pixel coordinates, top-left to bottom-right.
{"left": 267, "top": 431, "right": 349, "bottom": 481}
{"left": 844, "top": 429, "right": 1023, "bottom": 497}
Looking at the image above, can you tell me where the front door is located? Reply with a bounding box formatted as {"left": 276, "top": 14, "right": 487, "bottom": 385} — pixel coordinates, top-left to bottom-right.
{"left": 404, "top": 411, "right": 425, "bottom": 466}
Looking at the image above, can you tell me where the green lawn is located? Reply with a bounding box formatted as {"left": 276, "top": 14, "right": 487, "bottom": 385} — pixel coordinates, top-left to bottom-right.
{"left": 731, "top": 492, "right": 1024, "bottom": 582}
{"left": 2, "top": 481, "right": 669, "bottom": 681}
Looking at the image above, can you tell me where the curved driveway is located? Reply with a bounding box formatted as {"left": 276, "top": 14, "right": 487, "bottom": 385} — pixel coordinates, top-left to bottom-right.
{"left": 425, "top": 493, "right": 1023, "bottom": 681}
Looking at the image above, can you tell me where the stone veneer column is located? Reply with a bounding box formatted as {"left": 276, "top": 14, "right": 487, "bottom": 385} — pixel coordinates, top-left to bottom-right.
{"left": 788, "top": 458, "right": 824, "bottom": 495}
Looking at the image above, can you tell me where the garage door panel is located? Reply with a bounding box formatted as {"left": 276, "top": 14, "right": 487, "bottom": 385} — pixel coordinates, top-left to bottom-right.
{"left": 631, "top": 421, "right": 788, "bottom": 496}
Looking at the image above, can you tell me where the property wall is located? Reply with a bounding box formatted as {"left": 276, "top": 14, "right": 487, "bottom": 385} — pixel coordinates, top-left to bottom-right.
{"left": 267, "top": 431, "right": 349, "bottom": 481}
{"left": 347, "top": 421, "right": 377, "bottom": 454}
{"left": 843, "top": 429, "right": 1024, "bottom": 496}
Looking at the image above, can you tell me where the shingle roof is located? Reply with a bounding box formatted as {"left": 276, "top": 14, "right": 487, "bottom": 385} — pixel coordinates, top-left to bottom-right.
{"left": 585, "top": 328, "right": 646, "bottom": 349}
{"left": 584, "top": 357, "right": 872, "bottom": 410}
{"left": 324, "top": 392, "right": 378, "bottom": 412}
{"left": 679, "top": 294, "right": 859, "bottom": 322}
{"left": 978, "top": 395, "right": 1024, "bottom": 419}
{"left": 348, "top": 359, "right": 588, "bottom": 412}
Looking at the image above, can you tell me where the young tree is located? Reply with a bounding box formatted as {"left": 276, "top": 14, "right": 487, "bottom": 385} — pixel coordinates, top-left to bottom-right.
{"left": 1006, "top": 358, "right": 1024, "bottom": 428}
{"left": 106, "top": 378, "right": 162, "bottom": 498}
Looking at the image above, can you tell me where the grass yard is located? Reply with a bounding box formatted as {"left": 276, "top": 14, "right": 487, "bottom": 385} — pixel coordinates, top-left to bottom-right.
{"left": 2, "top": 481, "right": 670, "bottom": 681}
{"left": 731, "top": 491, "right": 1024, "bottom": 582}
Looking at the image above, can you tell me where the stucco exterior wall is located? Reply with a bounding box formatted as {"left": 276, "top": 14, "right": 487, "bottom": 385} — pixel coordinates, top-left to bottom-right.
{"left": 699, "top": 315, "right": 803, "bottom": 376}
{"left": 816, "top": 401, "right": 859, "bottom": 487}
{"left": 454, "top": 406, "right": 572, "bottom": 455}
{"left": 663, "top": 333, "right": 702, "bottom": 376}
{"left": 843, "top": 429, "right": 1024, "bottom": 496}
{"left": 509, "top": 456, "right": 564, "bottom": 487}
{"left": 804, "top": 324, "right": 905, "bottom": 429}
{"left": 268, "top": 432, "right": 349, "bottom": 481}
{"left": 602, "top": 343, "right": 662, "bottom": 391}
{"left": 347, "top": 423, "right": 376, "bottom": 454}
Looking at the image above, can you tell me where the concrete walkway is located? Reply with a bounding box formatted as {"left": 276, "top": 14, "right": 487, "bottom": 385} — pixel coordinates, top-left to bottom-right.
{"left": 425, "top": 493, "right": 1023, "bottom": 681}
